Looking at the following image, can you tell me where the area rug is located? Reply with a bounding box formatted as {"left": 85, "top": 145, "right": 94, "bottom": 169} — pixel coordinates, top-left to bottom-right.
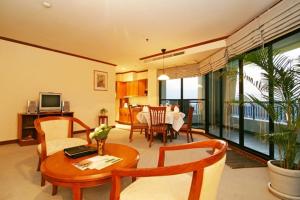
{"left": 225, "top": 150, "right": 267, "bottom": 169}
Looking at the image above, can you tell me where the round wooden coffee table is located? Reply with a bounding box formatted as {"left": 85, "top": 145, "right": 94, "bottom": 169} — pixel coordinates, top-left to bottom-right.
{"left": 41, "top": 143, "right": 139, "bottom": 200}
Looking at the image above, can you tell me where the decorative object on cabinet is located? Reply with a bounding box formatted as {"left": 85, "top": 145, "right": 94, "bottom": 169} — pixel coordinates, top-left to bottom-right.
{"left": 62, "top": 101, "right": 70, "bottom": 112}
{"left": 99, "top": 108, "right": 108, "bottom": 116}
{"left": 94, "top": 70, "right": 108, "bottom": 91}
{"left": 27, "top": 100, "right": 37, "bottom": 114}
{"left": 17, "top": 112, "right": 74, "bottom": 146}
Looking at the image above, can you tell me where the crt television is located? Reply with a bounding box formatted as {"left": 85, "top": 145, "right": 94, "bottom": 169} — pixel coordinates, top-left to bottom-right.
{"left": 39, "top": 92, "right": 62, "bottom": 112}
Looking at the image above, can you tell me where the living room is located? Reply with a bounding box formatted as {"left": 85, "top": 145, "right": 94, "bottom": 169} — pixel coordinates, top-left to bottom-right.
{"left": 1, "top": 0, "right": 299, "bottom": 199}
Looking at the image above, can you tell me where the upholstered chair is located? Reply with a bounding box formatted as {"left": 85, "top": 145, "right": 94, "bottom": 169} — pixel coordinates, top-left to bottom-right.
{"left": 34, "top": 116, "right": 91, "bottom": 186}
{"left": 110, "top": 139, "right": 227, "bottom": 200}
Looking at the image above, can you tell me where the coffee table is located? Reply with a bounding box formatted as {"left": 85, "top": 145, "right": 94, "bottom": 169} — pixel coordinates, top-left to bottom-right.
{"left": 41, "top": 143, "right": 139, "bottom": 200}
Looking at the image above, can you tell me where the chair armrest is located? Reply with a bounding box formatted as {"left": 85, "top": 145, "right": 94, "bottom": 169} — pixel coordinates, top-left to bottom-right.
{"left": 72, "top": 117, "right": 92, "bottom": 144}
{"left": 34, "top": 120, "right": 47, "bottom": 160}
{"left": 110, "top": 161, "right": 204, "bottom": 200}
{"left": 110, "top": 139, "right": 227, "bottom": 200}
{"left": 158, "top": 139, "right": 226, "bottom": 167}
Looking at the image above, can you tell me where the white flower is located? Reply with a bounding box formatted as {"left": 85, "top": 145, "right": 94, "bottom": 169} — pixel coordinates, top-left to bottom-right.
{"left": 90, "top": 124, "right": 112, "bottom": 140}
{"left": 89, "top": 132, "right": 95, "bottom": 140}
{"left": 99, "top": 124, "right": 106, "bottom": 129}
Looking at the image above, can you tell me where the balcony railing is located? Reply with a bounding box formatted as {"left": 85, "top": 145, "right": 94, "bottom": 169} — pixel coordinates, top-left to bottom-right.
{"left": 229, "top": 101, "right": 299, "bottom": 124}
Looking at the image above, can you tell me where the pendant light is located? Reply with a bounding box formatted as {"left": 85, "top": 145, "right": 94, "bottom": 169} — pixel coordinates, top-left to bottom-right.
{"left": 158, "top": 48, "right": 170, "bottom": 80}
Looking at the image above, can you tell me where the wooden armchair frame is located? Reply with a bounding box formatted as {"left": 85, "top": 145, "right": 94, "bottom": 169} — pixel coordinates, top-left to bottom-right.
{"left": 110, "top": 139, "right": 227, "bottom": 200}
{"left": 34, "top": 116, "right": 91, "bottom": 186}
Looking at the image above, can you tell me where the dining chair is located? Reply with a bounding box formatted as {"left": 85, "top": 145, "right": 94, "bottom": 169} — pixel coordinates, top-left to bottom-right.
{"left": 170, "top": 104, "right": 180, "bottom": 111}
{"left": 179, "top": 106, "right": 194, "bottom": 142}
{"left": 110, "top": 139, "right": 227, "bottom": 200}
{"left": 128, "top": 105, "right": 149, "bottom": 142}
{"left": 34, "top": 116, "right": 91, "bottom": 186}
{"left": 148, "top": 106, "right": 168, "bottom": 147}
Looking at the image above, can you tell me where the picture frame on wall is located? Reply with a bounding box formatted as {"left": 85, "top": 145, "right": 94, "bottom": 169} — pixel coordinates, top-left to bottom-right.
{"left": 94, "top": 70, "right": 108, "bottom": 91}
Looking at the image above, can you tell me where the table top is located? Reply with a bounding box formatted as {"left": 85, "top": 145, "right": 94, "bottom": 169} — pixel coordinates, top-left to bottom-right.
{"left": 137, "top": 111, "right": 185, "bottom": 132}
{"left": 41, "top": 143, "right": 139, "bottom": 183}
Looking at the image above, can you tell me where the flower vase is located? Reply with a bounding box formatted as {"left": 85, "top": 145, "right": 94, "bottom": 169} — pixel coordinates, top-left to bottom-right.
{"left": 96, "top": 138, "right": 106, "bottom": 156}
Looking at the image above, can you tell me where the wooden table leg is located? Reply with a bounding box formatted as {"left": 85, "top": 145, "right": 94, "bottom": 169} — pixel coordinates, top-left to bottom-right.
{"left": 52, "top": 185, "right": 57, "bottom": 195}
{"left": 72, "top": 185, "right": 82, "bottom": 200}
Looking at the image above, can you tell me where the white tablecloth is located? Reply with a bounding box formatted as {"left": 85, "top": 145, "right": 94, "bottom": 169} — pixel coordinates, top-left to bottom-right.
{"left": 136, "top": 111, "right": 185, "bottom": 132}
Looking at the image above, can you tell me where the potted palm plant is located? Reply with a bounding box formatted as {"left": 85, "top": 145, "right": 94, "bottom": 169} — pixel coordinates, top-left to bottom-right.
{"left": 244, "top": 47, "right": 300, "bottom": 200}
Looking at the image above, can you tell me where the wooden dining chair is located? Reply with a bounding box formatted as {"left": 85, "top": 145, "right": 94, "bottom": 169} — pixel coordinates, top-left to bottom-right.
{"left": 128, "top": 105, "right": 148, "bottom": 142}
{"left": 179, "top": 106, "right": 194, "bottom": 142}
{"left": 148, "top": 106, "right": 168, "bottom": 147}
{"left": 170, "top": 104, "right": 180, "bottom": 111}
{"left": 110, "top": 139, "right": 228, "bottom": 200}
{"left": 34, "top": 116, "right": 91, "bottom": 186}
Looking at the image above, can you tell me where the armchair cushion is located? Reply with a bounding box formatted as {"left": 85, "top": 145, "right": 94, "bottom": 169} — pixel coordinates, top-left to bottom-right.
{"left": 120, "top": 174, "right": 191, "bottom": 200}
{"left": 37, "top": 138, "right": 88, "bottom": 156}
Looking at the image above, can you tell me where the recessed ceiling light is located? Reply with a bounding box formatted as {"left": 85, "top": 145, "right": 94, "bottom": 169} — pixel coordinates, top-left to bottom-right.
{"left": 42, "top": 1, "right": 51, "bottom": 8}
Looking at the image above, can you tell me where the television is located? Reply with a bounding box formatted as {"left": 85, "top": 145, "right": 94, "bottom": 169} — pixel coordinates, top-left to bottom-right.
{"left": 39, "top": 92, "right": 62, "bottom": 112}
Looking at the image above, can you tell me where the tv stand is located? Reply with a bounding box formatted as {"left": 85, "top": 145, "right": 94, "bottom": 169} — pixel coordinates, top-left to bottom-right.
{"left": 17, "top": 112, "right": 74, "bottom": 146}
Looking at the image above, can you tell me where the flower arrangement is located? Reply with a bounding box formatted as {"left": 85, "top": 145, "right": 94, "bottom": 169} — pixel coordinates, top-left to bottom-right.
{"left": 89, "top": 124, "right": 112, "bottom": 140}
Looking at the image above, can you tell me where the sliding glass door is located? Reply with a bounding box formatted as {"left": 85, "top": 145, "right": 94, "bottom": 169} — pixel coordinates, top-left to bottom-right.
{"left": 159, "top": 31, "right": 300, "bottom": 160}
{"left": 223, "top": 60, "right": 239, "bottom": 143}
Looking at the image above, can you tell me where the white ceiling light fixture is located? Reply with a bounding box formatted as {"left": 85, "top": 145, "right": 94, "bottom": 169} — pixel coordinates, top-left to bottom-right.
{"left": 42, "top": 1, "right": 52, "bottom": 8}
{"left": 158, "top": 48, "right": 170, "bottom": 81}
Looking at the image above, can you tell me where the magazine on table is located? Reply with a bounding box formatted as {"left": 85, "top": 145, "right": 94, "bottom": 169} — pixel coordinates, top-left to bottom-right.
{"left": 73, "top": 155, "right": 122, "bottom": 170}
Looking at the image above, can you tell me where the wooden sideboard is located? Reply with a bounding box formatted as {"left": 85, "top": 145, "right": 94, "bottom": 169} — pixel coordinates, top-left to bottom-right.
{"left": 118, "top": 108, "right": 140, "bottom": 124}
{"left": 17, "top": 112, "right": 74, "bottom": 146}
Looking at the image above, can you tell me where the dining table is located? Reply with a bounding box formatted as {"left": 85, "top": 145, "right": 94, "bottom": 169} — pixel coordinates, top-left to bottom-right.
{"left": 136, "top": 110, "right": 185, "bottom": 132}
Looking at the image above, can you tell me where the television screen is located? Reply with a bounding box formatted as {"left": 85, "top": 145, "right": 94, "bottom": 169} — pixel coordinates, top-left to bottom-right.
{"left": 39, "top": 92, "right": 62, "bottom": 112}
{"left": 41, "top": 95, "right": 60, "bottom": 107}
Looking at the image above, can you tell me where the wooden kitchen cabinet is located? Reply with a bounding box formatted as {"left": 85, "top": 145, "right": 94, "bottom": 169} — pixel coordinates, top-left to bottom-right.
{"left": 138, "top": 79, "right": 147, "bottom": 96}
{"left": 116, "top": 79, "right": 147, "bottom": 98}
{"left": 116, "top": 81, "right": 127, "bottom": 98}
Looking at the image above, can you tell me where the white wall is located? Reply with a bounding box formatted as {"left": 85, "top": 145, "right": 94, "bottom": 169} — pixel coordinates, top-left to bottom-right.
{"left": 0, "top": 40, "right": 116, "bottom": 142}
{"left": 147, "top": 68, "right": 159, "bottom": 106}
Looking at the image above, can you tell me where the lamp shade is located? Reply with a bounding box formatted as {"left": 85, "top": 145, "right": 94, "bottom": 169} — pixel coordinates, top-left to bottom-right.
{"left": 158, "top": 48, "right": 169, "bottom": 81}
{"left": 158, "top": 74, "right": 170, "bottom": 80}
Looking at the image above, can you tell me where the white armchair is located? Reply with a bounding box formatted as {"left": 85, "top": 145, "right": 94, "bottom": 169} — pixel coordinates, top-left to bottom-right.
{"left": 110, "top": 139, "right": 227, "bottom": 200}
{"left": 34, "top": 116, "right": 91, "bottom": 186}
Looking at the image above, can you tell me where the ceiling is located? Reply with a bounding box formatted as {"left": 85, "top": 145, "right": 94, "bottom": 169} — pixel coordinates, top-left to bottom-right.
{"left": 0, "top": 0, "right": 280, "bottom": 72}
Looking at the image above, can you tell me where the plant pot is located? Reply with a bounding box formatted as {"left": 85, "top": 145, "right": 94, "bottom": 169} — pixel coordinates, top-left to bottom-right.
{"left": 267, "top": 160, "right": 300, "bottom": 200}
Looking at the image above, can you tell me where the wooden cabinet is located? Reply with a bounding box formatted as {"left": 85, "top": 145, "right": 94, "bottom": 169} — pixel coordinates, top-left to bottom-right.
{"left": 118, "top": 107, "right": 140, "bottom": 124}
{"left": 17, "top": 112, "right": 74, "bottom": 146}
{"left": 138, "top": 79, "right": 147, "bottom": 96}
{"left": 116, "top": 82, "right": 127, "bottom": 98}
{"left": 116, "top": 79, "right": 147, "bottom": 98}
{"left": 119, "top": 108, "right": 130, "bottom": 124}
{"left": 126, "top": 81, "right": 139, "bottom": 96}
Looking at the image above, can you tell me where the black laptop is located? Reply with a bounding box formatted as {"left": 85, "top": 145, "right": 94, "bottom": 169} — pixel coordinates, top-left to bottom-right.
{"left": 64, "top": 145, "right": 97, "bottom": 159}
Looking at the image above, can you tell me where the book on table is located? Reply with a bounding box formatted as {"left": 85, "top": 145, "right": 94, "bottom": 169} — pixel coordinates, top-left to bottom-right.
{"left": 73, "top": 155, "right": 122, "bottom": 170}
{"left": 64, "top": 145, "right": 97, "bottom": 158}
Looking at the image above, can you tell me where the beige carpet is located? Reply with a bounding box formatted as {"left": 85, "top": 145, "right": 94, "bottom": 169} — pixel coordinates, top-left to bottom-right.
{"left": 0, "top": 128, "right": 279, "bottom": 200}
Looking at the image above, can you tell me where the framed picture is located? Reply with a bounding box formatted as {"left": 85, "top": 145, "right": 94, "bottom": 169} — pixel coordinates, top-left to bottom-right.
{"left": 94, "top": 70, "right": 108, "bottom": 91}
